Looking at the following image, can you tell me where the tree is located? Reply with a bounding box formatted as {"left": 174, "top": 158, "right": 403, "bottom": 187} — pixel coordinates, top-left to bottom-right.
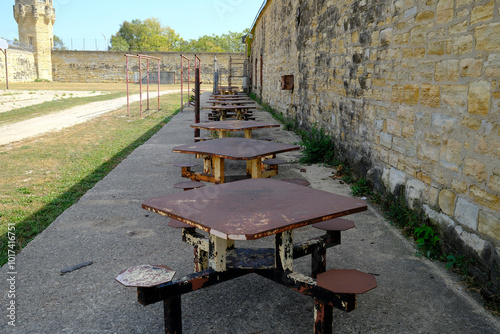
{"left": 110, "top": 17, "right": 183, "bottom": 52}
{"left": 53, "top": 35, "right": 67, "bottom": 50}
{"left": 110, "top": 17, "right": 248, "bottom": 53}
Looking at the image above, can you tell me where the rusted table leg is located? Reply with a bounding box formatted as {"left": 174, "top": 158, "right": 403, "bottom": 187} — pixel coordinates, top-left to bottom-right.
{"left": 208, "top": 234, "right": 228, "bottom": 271}
{"left": 314, "top": 299, "right": 333, "bottom": 334}
{"left": 275, "top": 230, "right": 293, "bottom": 272}
{"left": 164, "top": 295, "right": 182, "bottom": 334}
{"left": 203, "top": 156, "right": 212, "bottom": 175}
{"left": 194, "top": 248, "right": 208, "bottom": 272}
{"left": 311, "top": 245, "right": 327, "bottom": 279}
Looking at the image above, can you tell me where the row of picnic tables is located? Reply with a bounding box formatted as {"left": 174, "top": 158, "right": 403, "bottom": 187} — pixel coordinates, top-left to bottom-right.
{"left": 116, "top": 90, "right": 377, "bottom": 333}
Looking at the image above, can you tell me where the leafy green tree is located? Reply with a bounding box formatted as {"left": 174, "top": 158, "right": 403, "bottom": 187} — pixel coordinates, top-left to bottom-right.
{"left": 110, "top": 17, "right": 247, "bottom": 53}
{"left": 182, "top": 29, "right": 249, "bottom": 53}
{"left": 53, "top": 35, "right": 67, "bottom": 50}
{"left": 110, "top": 17, "right": 183, "bottom": 51}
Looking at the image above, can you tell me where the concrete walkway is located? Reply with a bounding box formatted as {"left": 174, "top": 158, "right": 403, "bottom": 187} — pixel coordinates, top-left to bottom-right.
{"left": 1, "top": 93, "right": 499, "bottom": 333}
{"left": 0, "top": 90, "right": 179, "bottom": 146}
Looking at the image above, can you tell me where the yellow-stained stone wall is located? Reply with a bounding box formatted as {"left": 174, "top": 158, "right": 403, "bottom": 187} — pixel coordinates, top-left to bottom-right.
{"left": 51, "top": 51, "right": 243, "bottom": 84}
{"left": 250, "top": 0, "right": 500, "bottom": 288}
{"left": 0, "top": 48, "right": 37, "bottom": 83}
{"left": 13, "top": 0, "right": 55, "bottom": 80}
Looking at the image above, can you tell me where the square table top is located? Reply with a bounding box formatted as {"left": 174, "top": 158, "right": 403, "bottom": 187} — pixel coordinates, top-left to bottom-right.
{"left": 205, "top": 105, "right": 254, "bottom": 110}
{"left": 207, "top": 100, "right": 255, "bottom": 104}
{"left": 142, "top": 178, "right": 367, "bottom": 240}
{"left": 190, "top": 120, "right": 279, "bottom": 132}
{"left": 211, "top": 94, "right": 247, "bottom": 98}
{"left": 172, "top": 137, "right": 299, "bottom": 160}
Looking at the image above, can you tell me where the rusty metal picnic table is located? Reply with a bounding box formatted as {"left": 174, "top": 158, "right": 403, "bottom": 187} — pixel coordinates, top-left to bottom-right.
{"left": 217, "top": 85, "right": 239, "bottom": 94}
{"left": 190, "top": 120, "right": 279, "bottom": 139}
{"left": 207, "top": 99, "right": 255, "bottom": 105}
{"left": 173, "top": 137, "right": 299, "bottom": 183}
{"left": 205, "top": 104, "right": 255, "bottom": 120}
{"left": 210, "top": 94, "right": 248, "bottom": 99}
{"left": 136, "top": 178, "right": 376, "bottom": 333}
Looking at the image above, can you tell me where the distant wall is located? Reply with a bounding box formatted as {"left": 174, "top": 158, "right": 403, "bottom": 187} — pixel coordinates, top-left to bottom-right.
{"left": 0, "top": 48, "right": 37, "bottom": 83}
{"left": 51, "top": 51, "right": 245, "bottom": 84}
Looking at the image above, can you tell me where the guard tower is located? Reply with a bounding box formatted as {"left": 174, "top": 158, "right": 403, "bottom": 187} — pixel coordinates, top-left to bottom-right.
{"left": 13, "top": 0, "right": 56, "bottom": 81}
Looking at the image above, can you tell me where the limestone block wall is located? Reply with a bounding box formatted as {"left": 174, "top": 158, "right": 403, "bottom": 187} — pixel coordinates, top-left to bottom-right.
{"left": 249, "top": 0, "right": 500, "bottom": 286}
{"left": 0, "top": 49, "right": 37, "bottom": 83}
{"left": 51, "top": 51, "right": 244, "bottom": 84}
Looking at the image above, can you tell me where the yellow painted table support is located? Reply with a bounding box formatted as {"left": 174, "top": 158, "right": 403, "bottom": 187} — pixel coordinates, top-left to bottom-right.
{"left": 212, "top": 157, "right": 225, "bottom": 184}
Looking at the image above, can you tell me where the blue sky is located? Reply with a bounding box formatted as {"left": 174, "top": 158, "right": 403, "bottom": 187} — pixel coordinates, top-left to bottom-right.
{"left": 1, "top": 0, "right": 263, "bottom": 50}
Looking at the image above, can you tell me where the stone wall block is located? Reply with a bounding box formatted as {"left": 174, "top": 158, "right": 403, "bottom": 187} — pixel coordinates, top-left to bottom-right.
{"left": 439, "top": 189, "right": 457, "bottom": 215}
{"left": 416, "top": 11, "right": 435, "bottom": 23}
{"left": 417, "top": 142, "right": 440, "bottom": 163}
{"left": 463, "top": 157, "right": 487, "bottom": 183}
{"left": 407, "top": 178, "right": 428, "bottom": 209}
{"left": 478, "top": 210, "right": 500, "bottom": 240}
{"left": 380, "top": 132, "right": 393, "bottom": 149}
{"left": 454, "top": 197, "right": 479, "bottom": 230}
{"left": 489, "top": 174, "right": 500, "bottom": 193}
{"left": 468, "top": 80, "right": 491, "bottom": 116}
{"left": 453, "top": 34, "right": 473, "bottom": 55}
{"left": 391, "top": 85, "right": 405, "bottom": 103}
{"left": 441, "top": 84, "right": 468, "bottom": 109}
{"left": 470, "top": 185, "right": 500, "bottom": 211}
{"left": 404, "top": 84, "right": 419, "bottom": 105}
{"left": 462, "top": 116, "right": 482, "bottom": 130}
{"left": 428, "top": 41, "right": 445, "bottom": 55}
{"left": 389, "top": 167, "right": 408, "bottom": 194}
{"left": 387, "top": 119, "right": 402, "bottom": 136}
{"left": 470, "top": 1, "right": 494, "bottom": 25}
{"left": 440, "top": 139, "right": 463, "bottom": 172}
{"left": 475, "top": 22, "right": 500, "bottom": 52}
{"left": 460, "top": 58, "right": 483, "bottom": 77}
{"left": 435, "top": 59, "right": 459, "bottom": 81}
{"left": 420, "top": 83, "right": 440, "bottom": 107}
{"left": 452, "top": 179, "right": 468, "bottom": 193}
{"left": 409, "top": 25, "right": 426, "bottom": 45}
{"left": 436, "top": 0, "right": 454, "bottom": 24}
{"left": 432, "top": 113, "right": 457, "bottom": 134}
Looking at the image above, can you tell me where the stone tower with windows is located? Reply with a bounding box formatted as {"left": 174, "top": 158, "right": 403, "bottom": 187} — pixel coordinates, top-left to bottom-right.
{"left": 13, "top": 0, "right": 56, "bottom": 80}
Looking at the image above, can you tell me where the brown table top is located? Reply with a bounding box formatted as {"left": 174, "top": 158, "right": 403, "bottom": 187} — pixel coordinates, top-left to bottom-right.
{"left": 218, "top": 86, "right": 239, "bottom": 89}
{"left": 142, "top": 178, "right": 367, "bottom": 240}
{"left": 173, "top": 137, "right": 299, "bottom": 160}
{"left": 211, "top": 94, "right": 247, "bottom": 98}
{"left": 191, "top": 120, "right": 279, "bottom": 132}
{"left": 205, "top": 105, "right": 254, "bottom": 110}
{"left": 207, "top": 99, "right": 254, "bottom": 103}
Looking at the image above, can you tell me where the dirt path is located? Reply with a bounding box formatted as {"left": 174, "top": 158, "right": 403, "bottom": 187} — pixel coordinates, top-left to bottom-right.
{"left": 0, "top": 90, "right": 180, "bottom": 146}
{"left": 0, "top": 90, "right": 109, "bottom": 113}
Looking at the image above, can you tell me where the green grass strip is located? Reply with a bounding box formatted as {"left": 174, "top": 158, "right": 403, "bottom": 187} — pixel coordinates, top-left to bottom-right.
{"left": 0, "top": 92, "right": 126, "bottom": 125}
{"left": 0, "top": 94, "right": 180, "bottom": 266}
